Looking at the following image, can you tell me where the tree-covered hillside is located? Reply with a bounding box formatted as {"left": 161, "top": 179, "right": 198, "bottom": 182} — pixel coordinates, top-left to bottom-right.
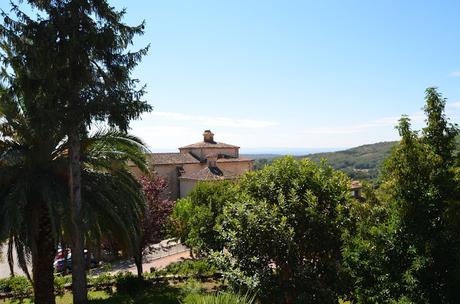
{"left": 302, "top": 141, "right": 397, "bottom": 180}
{"left": 251, "top": 135, "right": 459, "bottom": 180}
{"left": 250, "top": 141, "right": 397, "bottom": 180}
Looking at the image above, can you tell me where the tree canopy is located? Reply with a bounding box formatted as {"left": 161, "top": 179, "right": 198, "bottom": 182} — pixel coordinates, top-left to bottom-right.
{"left": 219, "top": 157, "right": 353, "bottom": 304}
{"left": 343, "top": 87, "right": 460, "bottom": 303}
{"left": 0, "top": 1, "right": 151, "bottom": 302}
{"left": 170, "top": 180, "right": 238, "bottom": 256}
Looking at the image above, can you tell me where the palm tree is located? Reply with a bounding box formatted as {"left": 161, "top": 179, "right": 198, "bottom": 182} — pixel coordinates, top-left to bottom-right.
{"left": 0, "top": 91, "right": 148, "bottom": 303}
{"left": 79, "top": 130, "right": 148, "bottom": 261}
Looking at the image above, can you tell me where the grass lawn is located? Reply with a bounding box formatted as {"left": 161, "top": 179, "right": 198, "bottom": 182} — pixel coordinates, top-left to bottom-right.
{"left": 3, "top": 288, "right": 181, "bottom": 304}
{"left": 3, "top": 290, "right": 110, "bottom": 304}
{"left": 2, "top": 280, "right": 219, "bottom": 304}
{"left": 89, "top": 284, "right": 182, "bottom": 304}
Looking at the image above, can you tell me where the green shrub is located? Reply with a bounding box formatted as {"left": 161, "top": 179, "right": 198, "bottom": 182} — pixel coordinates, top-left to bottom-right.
{"left": 180, "top": 278, "right": 204, "bottom": 296}
{"left": 181, "top": 292, "right": 256, "bottom": 304}
{"left": 159, "top": 259, "right": 218, "bottom": 277}
{"left": 54, "top": 275, "right": 71, "bottom": 295}
{"left": 100, "top": 263, "right": 113, "bottom": 272}
{"left": 114, "top": 272, "right": 147, "bottom": 297}
{"left": 0, "top": 276, "right": 32, "bottom": 297}
{"left": 0, "top": 278, "right": 7, "bottom": 293}
{"left": 89, "top": 273, "right": 115, "bottom": 289}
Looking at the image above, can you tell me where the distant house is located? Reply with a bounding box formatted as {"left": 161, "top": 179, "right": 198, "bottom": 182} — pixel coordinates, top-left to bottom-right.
{"left": 149, "top": 130, "right": 254, "bottom": 200}
{"left": 350, "top": 180, "right": 363, "bottom": 199}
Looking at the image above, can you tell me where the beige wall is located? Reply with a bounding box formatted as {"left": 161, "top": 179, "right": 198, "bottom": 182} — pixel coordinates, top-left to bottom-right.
{"left": 153, "top": 164, "right": 180, "bottom": 200}
{"left": 153, "top": 163, "right": 203, "bottom": 200}
{"left": 130, "top": 156, "right": 253, "bottom": 201}
{"left": 153, "top": 160, "right": 253, "bottom": 200}
{"left": 179, "top": 179, "right": 198, "bottom": 198}
{"left": 218, "top": 161, "right": 253, "bottom": 175}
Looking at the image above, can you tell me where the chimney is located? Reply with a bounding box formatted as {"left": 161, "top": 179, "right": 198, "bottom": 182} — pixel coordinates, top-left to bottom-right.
{"left": 203, "top": 130, "right": 215, "bottom": 143}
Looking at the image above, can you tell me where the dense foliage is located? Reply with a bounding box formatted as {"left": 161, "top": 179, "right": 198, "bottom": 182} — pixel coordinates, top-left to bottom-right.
{"left": 219, "top": 157, "right": 352, "bottom": 304}
{"left": 169, "top": 88, "right": 460, "bottom": 303}
{"left": 170, "top": 181, "right": 238, "bottom": 256}
{"left": 0, "top": 115, "right": 147, "bottom": 303}
{"left": 343, "top": 88, "right": 460, "bottom": 303}
{"left": 155, "top": 259, "right": 218, "bottom": 278}
{"left": 0, "top": 0, "right": 151, "bottom": 302}
{"left": 0, "top": 276, "right": 33, "bottom": 298}
{"left": 134, "top": 175, "right": 175, "bottom": 277}
{"left": 1, "top": 273, "right": 252, "bottom": 304}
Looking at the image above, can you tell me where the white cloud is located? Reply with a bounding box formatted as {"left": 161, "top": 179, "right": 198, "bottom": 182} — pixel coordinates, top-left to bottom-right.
{"left": 449, "top": 71, "right": 460, "bottom": 77}
{"left": 448, "top": 101, "right": 460, "bottom": 109}
{"left": 143, "top": 111, "right": 279, "bottom": 129}
{"left": 129, "top": 125, "right": 198, "bottom": 150}
{"left": 303, "top": 112, "right": 424, "bottom": 135}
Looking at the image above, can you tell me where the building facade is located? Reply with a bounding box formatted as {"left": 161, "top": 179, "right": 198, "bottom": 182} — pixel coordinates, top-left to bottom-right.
{"left": 149, "top": 130, "right": 254, "bottom": 200}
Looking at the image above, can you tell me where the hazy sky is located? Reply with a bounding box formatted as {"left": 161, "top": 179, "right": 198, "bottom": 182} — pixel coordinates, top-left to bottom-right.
{"left": 2, "top": 1, "right": 460, "bottom": 152}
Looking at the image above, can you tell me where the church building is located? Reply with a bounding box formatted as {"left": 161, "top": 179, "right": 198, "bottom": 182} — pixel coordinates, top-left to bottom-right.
{"left": 149, "top": 130, "right": 254, "bottom": 200}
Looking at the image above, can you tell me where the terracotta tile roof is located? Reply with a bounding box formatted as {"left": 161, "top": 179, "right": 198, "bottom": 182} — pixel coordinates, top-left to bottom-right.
{"left": 149, "top": 153, "right": 200, "bottom": 165}
{"left": 179, "top": 166, "right": 239, "bottom": 181}
{"left": 179, "top": 141, "right": 239, "bottom": 149}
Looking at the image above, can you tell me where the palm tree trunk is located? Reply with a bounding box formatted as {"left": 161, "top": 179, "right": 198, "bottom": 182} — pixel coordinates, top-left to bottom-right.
{"left": 86, "top": 246, "right": 92, "bottom": 271}
{"left": 68, "top": 128, "right": 88, "bottom": 304}
{"left": 134, "top": 249, "right": 143, "bottom": 278}
{"left": 7, "top": 238, "right": 14, "bottom": 277}
{"left": 31, "top": 207, "right": 56, "bottom": 304}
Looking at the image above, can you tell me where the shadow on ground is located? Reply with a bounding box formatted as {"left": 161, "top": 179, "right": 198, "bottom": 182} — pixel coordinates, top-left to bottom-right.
{"left": 89, "top": 283, "right": 181, "bottom": 304}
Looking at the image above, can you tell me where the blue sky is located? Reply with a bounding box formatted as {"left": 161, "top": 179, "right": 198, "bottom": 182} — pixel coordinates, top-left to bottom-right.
{"left": 2, "top": 1, "right": 460, "bottom": 152}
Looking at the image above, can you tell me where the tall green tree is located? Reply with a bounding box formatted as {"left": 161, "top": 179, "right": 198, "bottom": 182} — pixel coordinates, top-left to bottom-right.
{"left": 0, "top": 81, "right": 147, "bottom": 303}
{"left": 343, "top": 88, "right": 460, "bottom": 303}
{"left": 1, "top": 1, "right": 151, "bottom": 302}
{"left": 170, "top": 181, "right": 237, "bottom": 256}
{"left": 220, "top": 157, "right": 352, "bottom": 304}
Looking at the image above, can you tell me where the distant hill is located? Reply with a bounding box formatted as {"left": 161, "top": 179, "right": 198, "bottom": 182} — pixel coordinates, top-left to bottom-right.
{"left": 250, "top": 136, "right": 460, "bottom": 180}
{"left": 250, "top": 141, "right": 398, "bottom": 180}
{"left": 242, "top": 154, "right": 281, "bottom": 160}
{"left": 301, "top": 141, "right": 397, "bottom": 180}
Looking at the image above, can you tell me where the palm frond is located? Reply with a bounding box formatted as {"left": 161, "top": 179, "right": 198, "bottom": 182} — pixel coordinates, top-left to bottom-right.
{"left": 83, "top": 129, "right": 149, "bottom": 173}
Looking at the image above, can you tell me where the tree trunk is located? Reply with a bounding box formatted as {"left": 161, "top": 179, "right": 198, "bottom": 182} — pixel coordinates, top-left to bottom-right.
{"left": 134, "top": 250, "right": 143, "bottom": 278}
{"left": 111, "top": 245, "right": 119, "bottom": 261}
{"left": 94, "top": 244, "right": 102, "bottom": 264}
{"left": 31, "top": 207, "right": 56, "bottom": 304}
{"left": 7, "top": 237, "right": 14, "bottom": 277}
{"left": 85, "top": 243, "right": 91, "bottom": 271}
{"left": 62, "top": 243, "right": 69, "bottom": 276}
{"left": 68, "top": 128, "right": 88, "bottom": 304}
{"left": 280, "top": 265, "right": 295, "bottom": 304}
